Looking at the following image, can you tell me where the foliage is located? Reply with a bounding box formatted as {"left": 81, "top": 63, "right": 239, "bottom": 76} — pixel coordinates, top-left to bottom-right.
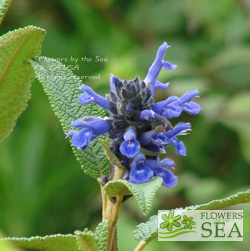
{"left": 30, "top": 57, "right": 110, "bottom": 178}
{"left": 0, "top": 23, "right": 45, "bottom": 142}
{"left": 0, "top": 0, "right": 250, "bottom": 251}
{"left": 104, "top": 178, "right": 163, "bottom": 216}
{"left": 1, "top": 234, "right": 78, "bottom": 251}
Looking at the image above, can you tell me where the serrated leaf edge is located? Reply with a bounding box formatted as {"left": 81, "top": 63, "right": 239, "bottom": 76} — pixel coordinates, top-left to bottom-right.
{"left": 94, "top": 220, "right": 109, "bottom": 251}
{"left": 104, "top": 178, "right": 163, "bottom": 216}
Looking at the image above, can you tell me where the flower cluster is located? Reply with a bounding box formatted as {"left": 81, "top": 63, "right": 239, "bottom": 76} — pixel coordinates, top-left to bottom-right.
{"left": 67, "top": 42, "right": 201, "bottom": 188}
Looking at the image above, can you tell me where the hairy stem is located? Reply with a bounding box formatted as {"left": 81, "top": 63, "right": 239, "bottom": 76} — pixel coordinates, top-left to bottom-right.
{"left": 105, "top": 195, "right": 123, "bottom": 251}
{"left": 100, "top": 184, "right": 107, "bottom": 221}
{"left": 101, "top": 165, "right": 126, "bottom": 250}
{"left": 134, "top": 241, "right": 148, "bottom": 251}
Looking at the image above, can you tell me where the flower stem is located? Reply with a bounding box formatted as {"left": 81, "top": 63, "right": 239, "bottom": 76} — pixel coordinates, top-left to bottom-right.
{"left": 105, "top": 194, "right": 123, "bottom": 251}
{"left": 101, "top": 165, "right": 125, "bottom": 250}
{"left": 134, "top": 241, "right": 147, "bottom": 251}
{"left": 100, "top": 184, "right": 107, "bottom": 221}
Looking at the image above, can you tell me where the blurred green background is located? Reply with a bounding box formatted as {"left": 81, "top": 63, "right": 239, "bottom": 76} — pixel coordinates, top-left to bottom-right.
{"left": 0, "top": 0, "right": 250, "bottom": 250}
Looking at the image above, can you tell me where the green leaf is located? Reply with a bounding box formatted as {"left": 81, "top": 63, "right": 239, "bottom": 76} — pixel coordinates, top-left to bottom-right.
{"left": 134, "top": 189, "right": 250, "bottom": 244}
{"left": 0, "top": 0, "right": 12, "bottom": 25}
{"left": 104, "top": 177, "right": 163, "bottom": 216}
{"left": 30, "top": 57, "right": 111, "bottom": 178}
{"left": 0, "top": 26, "right": 45, "bottom": 142}
{"left": 0, "top": 231, "right": 18, "bottom": 251}
{"left": 187, "top": 189, "right": 250, "bottom": 210}
{"left": 134, "top": 215, "right": 157, "bottom": 242}
{"left": 99, "top": 139, "right": 124, "bottom": 169}
{"left": 75, "top": 229, "right": 100, "bottom": 251}
{"left": 95, "top": 220, "right": 109, "bottom": 251}
{"left": 1, "top": 234, "right": 78, "bottom": 251}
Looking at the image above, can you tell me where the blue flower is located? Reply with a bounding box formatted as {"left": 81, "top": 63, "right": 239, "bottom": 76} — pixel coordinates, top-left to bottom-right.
{"left": 145, "top": 159, "right": 178, "bottom": 187}
{"left": 153, "top": 89, "right": 201, "bottom": 119}
{"left": 140, "top": 123, "right": 191, "bottom": 156}
{"left": 129, "top": 153, "right": 154, "bottom": 183}
{"left": 67, "top": 117, "right": 110, "bottom": 149}
{"left": 79, "top": 85, "right": 110, "bottom": 109}
{"left": 119, "top": 127, "right": 140, "bottom": 158}
{"left": 66, "top": 42, "right": 201, "bottom": 189}
{"left": 144, "top": 42, "right": 177, "bottom": 95}
{"left": 66, "top": 128, "right": 93, "bottom": 150}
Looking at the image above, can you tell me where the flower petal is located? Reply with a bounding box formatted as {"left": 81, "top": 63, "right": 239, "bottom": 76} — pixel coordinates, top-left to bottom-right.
{"left": 110, "top": 74, "right": 120, "bottom": 93}
{"left": 176, "top": 89, "right": 199, "bottom": 105}
{"left": 152, "top": 133, "right": 168, "bottom": 145}
{"left": 129, "top": 162, "right": 154, "bottom": 183}
{"left": 123, "top": 127, "right": 137, "bottom": 140}
{"left": 168, "top": 136, "right": 187, "bottom": 156}
{"left": 79, "top": 92, "right": 94, "bottom": 105}
{"left": 79, "top": 85, "right": 110, "bottom": 109}
{"left": 71, "top": 117, "right": 111, "bottom": 136}
{"left": 120, "top": 139, "right": 140, "bottom": 158}
{"left": 161, "top": 105, "right": 182, "bottom": 119}
{"left": 152, "top": 96, "right": 178, "bottom": 114}
{"left": 166, "top": 123, "right": 191, "bottom": 138}
{"left": 144, "top": 42, "right": 169, "bottom": 86}
{"left": 70, "top": 128, "right": 93, "bottom": 150}
{"left": 154, "top": 81, "right": 170, "bottom": 90}
{"left": 155, "top": 168, "right": 178, "bottom": 188}
{"left": 145, "top": 159, "right": 159, "bottom": 171}
{"left": 162, "top": 61, "right": 177, "bottom": 71}
{"left": 159, "top": 159, "right": 175, "bottom": 169}
{"left": 129, "top": 153, "right": 154, "bottom": 183}
{"left": 182, "top": 101, "right": 201, "bottom": 115}
{"left": 139, "top": 110, "right": 156, "bottom": 121}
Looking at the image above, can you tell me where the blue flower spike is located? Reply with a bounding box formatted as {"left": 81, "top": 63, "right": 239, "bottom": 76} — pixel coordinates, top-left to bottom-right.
{"left": 67, "top": 42, "right": 201, "bottom": 189}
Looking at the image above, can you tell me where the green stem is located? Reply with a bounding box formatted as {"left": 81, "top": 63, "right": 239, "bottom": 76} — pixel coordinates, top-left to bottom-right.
{"left": 105, "top": 195, "right": 123, "bottom": 251}
{"left": 134, "top": 241, "right": 147, "bottom": 251}
{"left": 102, "top": 165, "right": 126, "bottom": 250}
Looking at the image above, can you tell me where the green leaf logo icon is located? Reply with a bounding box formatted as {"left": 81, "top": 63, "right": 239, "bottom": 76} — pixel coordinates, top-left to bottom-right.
{"left": 160, "top": 210, "right": 181, "bottom": 231}
{"left": 181, "top": 215, "right": 196, "bottom": 229}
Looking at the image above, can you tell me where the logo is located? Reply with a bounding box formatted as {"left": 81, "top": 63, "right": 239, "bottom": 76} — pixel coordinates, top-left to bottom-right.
{"left": 158, "top": 210, "right": 243, "bottom": 241}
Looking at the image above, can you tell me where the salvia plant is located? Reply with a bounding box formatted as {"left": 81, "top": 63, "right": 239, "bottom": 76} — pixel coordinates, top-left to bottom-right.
{"left": 0, "top": 1, "right": 249, "bottom": 250}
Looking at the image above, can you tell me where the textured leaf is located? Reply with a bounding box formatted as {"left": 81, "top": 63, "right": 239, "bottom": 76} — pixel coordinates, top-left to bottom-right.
{"left": 75, "top": 229, "right": 99, "bottom": 251}
{"left": 134, "top": 215, "right": 157, "bottom": 242}
{"left": 134, "top": 189, "right": 250, "bottom": 243}
{"left": 104, "top": 177, "right": 163, "bottom": 216}
{"left": 99, "top": 139, "right": 124, "bottom": 169}
{"left": 1, "top": 234, "right": 78, "bottom": 251}
{"left": 0, "top": 0, "right": 12, "bottom": 25}
{"left": 187, "top": 189, "right": 250, "bottom": 210}
{"left": 0, "top": 26, "right": 45, "bottom": 142}
{"left": 30, "top": 57, "right": 111, "bottom": 178}
{"left": 0, "top": 231, "right": 18, "bottom": 251}
{"left": 95, "top": 220, "right": 109, "bottom": 251}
